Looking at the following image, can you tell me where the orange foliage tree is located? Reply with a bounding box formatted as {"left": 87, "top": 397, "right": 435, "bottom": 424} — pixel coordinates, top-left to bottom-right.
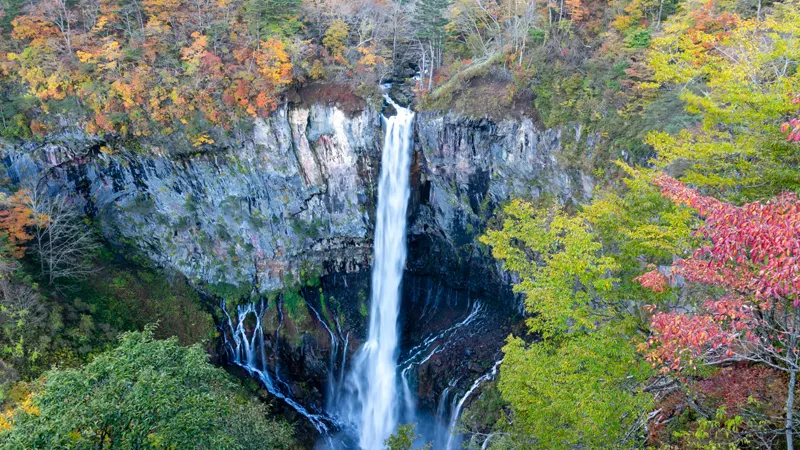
{"left": 3, "top": 0, "right": 298, "bottom": 144}
{"left": 0, "top": 191, "right": 38, "bottom": 258}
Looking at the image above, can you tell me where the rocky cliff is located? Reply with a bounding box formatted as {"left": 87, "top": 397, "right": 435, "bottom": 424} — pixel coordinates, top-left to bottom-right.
{"left": 1, "top": 97, "right": 594, "bottom": 437}
{"left": 409, "top": 111, "right": 594, "bottom": 289}
{"left": 3, "top": 104, "right": 381, "bottom": 293}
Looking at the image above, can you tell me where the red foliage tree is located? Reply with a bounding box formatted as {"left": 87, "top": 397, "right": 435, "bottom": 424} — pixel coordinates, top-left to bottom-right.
{"left": 638, "top": 175, "right": 800, "bottom": 449}
{"left": 782, "top": 94, "right": 800, "bottom": 142}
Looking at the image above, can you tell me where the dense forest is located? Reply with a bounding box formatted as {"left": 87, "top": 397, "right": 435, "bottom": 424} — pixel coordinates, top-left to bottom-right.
{"left": 0, "top": 0, "right": 799, "bottom": 447}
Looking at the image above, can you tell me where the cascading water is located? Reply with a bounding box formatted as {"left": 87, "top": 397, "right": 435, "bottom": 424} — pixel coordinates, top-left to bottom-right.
{"left": 220, "top": 299, "right": 334, "bottom": 433}
{"left": 308, "top": 303, "right": 340, "bottom": 409}
{"left": 445, "top": 358, "right": 504, "bottom": 450}
{"left": 220, "top": 89, "right": 500, "bottom": 450}
{"left": 339, "top": 92, "right": 414, "bottom": 449}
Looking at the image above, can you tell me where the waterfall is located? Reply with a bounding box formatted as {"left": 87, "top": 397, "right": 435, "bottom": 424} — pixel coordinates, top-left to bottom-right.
{"left": 308, "top": 303, "right": 340, "bottom": 410}
{"left": 341, "top": 93, "right": 414, "bottom": 449}
{"left": 399, "top": 301, "right": 484, "bottom": 370}
{"left": 220, "top": 299, "right": 334, "bottom": 433}
{"left": 445, "top": 358, "right": 504, "bottom": 450}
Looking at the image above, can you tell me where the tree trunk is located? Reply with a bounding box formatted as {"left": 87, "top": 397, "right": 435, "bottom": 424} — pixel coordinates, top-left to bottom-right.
{"left": 392, "top": 14, "right": 398, "bottom": 71}
{"left": 788, "top": 369, "right": 796, "bottom": 450}
{"left": 419, "top": 50, "right": 425, "bottom": 91}
{"left": 428, "top": 41, "right": 435, "bottom": 91}
{"left": 657, "top": 0, "right": 664, "bottom": 30}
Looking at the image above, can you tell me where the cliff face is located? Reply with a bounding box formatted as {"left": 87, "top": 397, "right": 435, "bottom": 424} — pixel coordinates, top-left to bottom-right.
{"left": 4, "top": 104, "right": 381, "bottom": 292}
{"left": 1, "top": 100, "right": 593, "bottom": 432}
{"left": 2, "top": 104, "right": 592, "bottom": 295}
{"left": 402, "top": 112, "right": 594, "bottom": 416}
{"left": 409, "top": 112, "right": 594, "bottom": 288}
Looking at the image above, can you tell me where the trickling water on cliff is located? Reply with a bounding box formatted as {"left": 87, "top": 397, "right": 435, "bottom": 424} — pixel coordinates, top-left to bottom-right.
{"left": 220, "top": 300, "right": 334, "bottom": 433}
{"left": 339, "top": 94, "right": 414, "bottom": 449}
{"left": 445, "top": 358, "right": 503, "bottom": 450}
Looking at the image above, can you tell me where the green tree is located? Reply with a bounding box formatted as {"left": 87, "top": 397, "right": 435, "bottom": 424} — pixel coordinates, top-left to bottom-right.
{"left": 479, "top": 199, "right": 653, "bottom": 449}
{"left": 413, "top": 0, "right": 450, "bottom": 45}
{"left": 500, "top": 324, "right": 651, "bottom": 449}
{"left": 0, "top": 0, "right": 25, "bottom": 32}
{"left": 0, "top": 329, "right": 294, "bottom": 449}
{"left": 242, "top": 0, "right": 302, "bottom": 39}
{"left": 481, "top": 200, "right": 620, "bottom": 338}
{"left": 646, "top": 0, "right": 800, "bottom": 200}
{"left": 412, "top": 0, "right": 450, "bottom": 89}
{"left": 581, "top": 165, "right": 697, "bottom": 279}
{"left": 385, "top": 424, "right": 432, "bottom": 450}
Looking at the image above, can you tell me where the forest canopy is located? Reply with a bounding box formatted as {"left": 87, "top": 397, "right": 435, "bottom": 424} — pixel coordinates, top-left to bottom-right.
{"left": 0, "top": 330, "right": 294, "bottom": 449}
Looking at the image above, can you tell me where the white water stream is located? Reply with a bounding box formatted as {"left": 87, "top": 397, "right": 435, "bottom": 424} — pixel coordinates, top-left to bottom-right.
{"left": 445, "top": 358, "right": 504, "bottom": 450}
{"left": 221, "top": 300, "right": 332, "bottom": 433}
{"left": 340, "top": 94, "right": 415, "bottom": 449}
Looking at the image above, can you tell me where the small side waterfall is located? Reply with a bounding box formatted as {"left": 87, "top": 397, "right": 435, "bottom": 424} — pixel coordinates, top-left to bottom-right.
{"left": 445, "top": 358, "right": 504, "bottom": 450}
{"left": 220, "top": 300, "right": 333, "bottom": 433}
{"left": 398, "top": 300, "right": 485, "bottom": 425}
{"left": 340, "top": 93, "right": 414, "bottom": 449}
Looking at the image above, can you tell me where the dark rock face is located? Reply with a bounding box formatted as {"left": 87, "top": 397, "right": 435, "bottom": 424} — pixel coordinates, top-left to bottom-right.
{"left": 402, "top": 112, "right": 594, "bottom": 412}
{"left": 388, "top": 84, "right": 414, "bottom": 108}
{"left": 1, "top": 101, "right": 593, "bottom": 435}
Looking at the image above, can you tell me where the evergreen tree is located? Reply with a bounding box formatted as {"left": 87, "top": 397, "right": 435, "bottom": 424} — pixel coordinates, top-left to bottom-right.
{"left": 242, "top": 0, "right": 302, "bottom": 39}
{"left": 411, "top": 0, "right": 450, "bottom": 88}
{"left": 412, "top": 0, "right": 450, "bottom": 44}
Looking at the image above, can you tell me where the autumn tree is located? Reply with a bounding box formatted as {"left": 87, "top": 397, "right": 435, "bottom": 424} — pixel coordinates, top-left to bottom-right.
{"left": 301, "top": 0, "right": 395, "bottom": 85}
{"left": 0, "top": 190, "right": 37, "bottom": 259}
{"left": 448, "top": 0, "right": 499, "bottom": 58}
{"left": 37, "top": 0, "right": 75, "bottom": 54}
{"left": 638, "top": 175, "right": 800, "bottom": 449}
{"left": 0, "top": 0, "right": 303, "bottom": 144}
{"left": 323, "top": 19, "right": 349, "bottom": 63}
{"left": 0, "top": 191, "right": 44, "bottom": 387}
{"left": 783, "top": 93, "right": 800, "bottom": 142}
{"left": 646, "top": 0, "right": 800, "bottom": 200}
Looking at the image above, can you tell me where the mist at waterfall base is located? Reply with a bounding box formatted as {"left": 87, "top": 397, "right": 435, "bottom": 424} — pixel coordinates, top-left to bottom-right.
{"left": 220, "top": 94, "right": 502, "bottom": 449}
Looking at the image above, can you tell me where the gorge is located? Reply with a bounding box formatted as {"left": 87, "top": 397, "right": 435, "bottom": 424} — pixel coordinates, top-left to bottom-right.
{"left": 1, "top": 87, "right": 594, "bottom": 448}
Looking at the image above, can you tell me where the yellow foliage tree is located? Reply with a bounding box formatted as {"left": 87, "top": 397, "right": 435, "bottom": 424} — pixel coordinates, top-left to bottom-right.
{"left": 323, "top": 19, "right": 349, "bottom": 62}
{"left": 646, "top": 0, "right": 800, "bottom": 198}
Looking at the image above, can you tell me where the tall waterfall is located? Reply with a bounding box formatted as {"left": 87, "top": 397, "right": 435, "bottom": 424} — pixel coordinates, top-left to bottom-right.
{"left": 341, "top": 94, "right": 414, "bottom": 449}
